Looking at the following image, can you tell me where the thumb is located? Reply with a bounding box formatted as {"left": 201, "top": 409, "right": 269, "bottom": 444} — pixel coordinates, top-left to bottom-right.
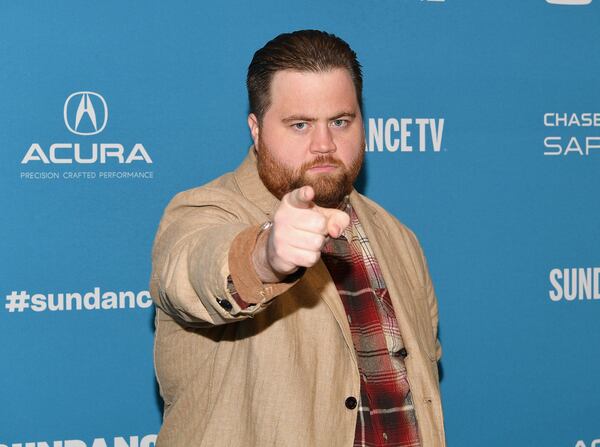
{"left": 317, "top": 207, "right": 350, "bottom": 238}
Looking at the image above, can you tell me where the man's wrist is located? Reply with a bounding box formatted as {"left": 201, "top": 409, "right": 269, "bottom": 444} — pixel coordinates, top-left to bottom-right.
{"left": 252, "top": 223, "right": 291, "bottom": 283}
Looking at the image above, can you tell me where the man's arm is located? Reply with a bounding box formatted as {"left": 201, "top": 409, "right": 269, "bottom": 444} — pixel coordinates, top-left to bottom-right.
{"left": 150, "top": 185, "right": 349, "bottom": 327}
{"left": 150, "top": 210, "right": 261, "bottom": 326}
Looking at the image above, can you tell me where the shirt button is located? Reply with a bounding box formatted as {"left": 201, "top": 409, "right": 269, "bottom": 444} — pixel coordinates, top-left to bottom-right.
{"left": 345, "top": 396, "right": 357, "bottom": 410}
{"left": 217, "top": 299, "right": 233, "bottom": 311}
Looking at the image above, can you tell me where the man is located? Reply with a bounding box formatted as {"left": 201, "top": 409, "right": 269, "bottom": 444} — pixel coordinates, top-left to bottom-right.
{"left": 150, "top": 30, "right": 445, "bottom": 446}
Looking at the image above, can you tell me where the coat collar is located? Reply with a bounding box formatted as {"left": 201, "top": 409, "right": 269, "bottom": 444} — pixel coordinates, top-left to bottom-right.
{"left": 233, "top": 147, "right": 280, "bottom": 219}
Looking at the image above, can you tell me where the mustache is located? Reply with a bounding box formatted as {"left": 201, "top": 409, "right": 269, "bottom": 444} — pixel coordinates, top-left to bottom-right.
{"left": 301, "top": 155, "right": 344, "bottom": 171}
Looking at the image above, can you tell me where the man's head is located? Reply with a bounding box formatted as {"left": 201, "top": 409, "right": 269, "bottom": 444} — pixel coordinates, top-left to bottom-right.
{"left": 247, "top": 30, "right": 365, "bottom": 208}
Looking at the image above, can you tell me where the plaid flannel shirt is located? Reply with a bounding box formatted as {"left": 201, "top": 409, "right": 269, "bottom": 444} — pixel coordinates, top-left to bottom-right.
{"left": 321, "top": 205, "right": 421, "bottom": 447}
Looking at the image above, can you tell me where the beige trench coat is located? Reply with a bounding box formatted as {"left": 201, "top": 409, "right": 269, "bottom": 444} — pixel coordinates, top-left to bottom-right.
{"left": 150, "top": 148, "right": 446, "bottom": 446}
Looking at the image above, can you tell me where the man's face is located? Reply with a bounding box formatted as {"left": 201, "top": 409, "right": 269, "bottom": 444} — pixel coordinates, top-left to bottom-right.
{"left": 248, "top": 68, "right": 365, "bottom": 208}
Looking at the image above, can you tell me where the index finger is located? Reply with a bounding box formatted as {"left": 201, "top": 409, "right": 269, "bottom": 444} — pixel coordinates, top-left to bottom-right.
{"left": 286, "top": 186, "right": 315, "bottom": 209}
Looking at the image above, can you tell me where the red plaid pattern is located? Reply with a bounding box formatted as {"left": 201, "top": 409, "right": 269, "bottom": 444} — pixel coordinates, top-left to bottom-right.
{"left": 322, "top": 206, "right": 421, "bottom": 447}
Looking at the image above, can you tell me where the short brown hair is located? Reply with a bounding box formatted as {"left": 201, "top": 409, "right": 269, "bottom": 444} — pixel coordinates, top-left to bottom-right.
{"left": 247, "top": 30, "right": 363, "bottom": 122}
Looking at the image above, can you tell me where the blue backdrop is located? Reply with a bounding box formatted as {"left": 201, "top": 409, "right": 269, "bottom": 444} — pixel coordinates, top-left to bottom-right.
{"left": 1, "top": 1, "right": 599, "bottom": 446}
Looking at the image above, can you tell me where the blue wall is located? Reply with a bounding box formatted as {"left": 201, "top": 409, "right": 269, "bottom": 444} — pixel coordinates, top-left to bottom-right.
{"left": 1, "top": 1, "right": 599, "bottom": 445}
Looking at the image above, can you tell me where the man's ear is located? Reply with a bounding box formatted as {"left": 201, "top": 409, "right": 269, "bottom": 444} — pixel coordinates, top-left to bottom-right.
{"left": 247, "top": 113, "right": 260, "bottom": 148}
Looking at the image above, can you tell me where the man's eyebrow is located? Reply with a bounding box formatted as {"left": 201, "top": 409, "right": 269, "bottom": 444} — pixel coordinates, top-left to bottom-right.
{"left": 281, "top": 112, "right": 356, "bottom": 123}
{"left": 282, "top": 115, "right": 317, "bottom": 123}
{"left": 329, "top": 111, "right": 356, "bottom": 120}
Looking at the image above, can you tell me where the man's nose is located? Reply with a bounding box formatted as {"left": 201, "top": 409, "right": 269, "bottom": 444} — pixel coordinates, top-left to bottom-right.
{"left": 310, "top": 124, "right": 336, "bottom": 154}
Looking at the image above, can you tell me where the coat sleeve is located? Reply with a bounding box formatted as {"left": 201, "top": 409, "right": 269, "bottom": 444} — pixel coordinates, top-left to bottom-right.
{"left": 149, "top": 187, "right": 297, "bottom": 327}
{"left": 422, "top": 246, "right": 442, "bottom": 362}
{"left": 405, "top": 228, "right": 442, "bottom": 363}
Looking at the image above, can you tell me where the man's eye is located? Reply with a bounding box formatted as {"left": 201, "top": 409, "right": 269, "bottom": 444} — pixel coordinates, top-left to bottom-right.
{"left": 332, "top": 119, "right": 347, "bottom": 128}
{"left": 293, "top": 123, "right": 307, "bottom": 130}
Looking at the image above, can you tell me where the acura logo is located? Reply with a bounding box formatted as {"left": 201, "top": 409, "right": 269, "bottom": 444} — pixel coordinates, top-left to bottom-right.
{"left": 63, "top": 91, "right": 108, "bottom": 136}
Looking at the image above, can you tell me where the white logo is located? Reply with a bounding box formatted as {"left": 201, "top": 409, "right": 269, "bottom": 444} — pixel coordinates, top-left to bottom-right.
{"left": 543, "top": 113, "right": 600, "bottom": 156}
{"left": 575, "top": 439, "right": 600, "bottom": 447}
{"left": 548, "top": 267, "right": 600, "bottom": 302}
{"left": 64, "top": 91, "right": 108, "bottom": 136}
{"left": 4, "top": 287, "right": 153, "bottom": 313}
{"left": 366, "top": 117, "right": 445, "bottom": 153}
{"left": 19, "top": 91, "right": 154, "bottom": 180}
{"left": 0, "top": 434, "right": 157, "bottom": 447}
{"left": 546, "top": 0, "right": 591, "bottom": 4}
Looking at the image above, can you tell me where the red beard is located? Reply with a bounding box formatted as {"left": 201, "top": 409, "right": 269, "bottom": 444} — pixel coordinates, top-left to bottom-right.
{"left": 256, "top": 140, "right": 364, "bottom": 208}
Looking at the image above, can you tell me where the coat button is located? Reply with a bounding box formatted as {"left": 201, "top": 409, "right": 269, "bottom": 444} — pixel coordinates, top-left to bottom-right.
{"left": 217, "top": 299, "right": 233, "bottom": 311}
{"left": 345, "top": 396, "right": 357, "bottom": 410}
{"left": 392, "top": 347, "right": 408, "bottom": 358}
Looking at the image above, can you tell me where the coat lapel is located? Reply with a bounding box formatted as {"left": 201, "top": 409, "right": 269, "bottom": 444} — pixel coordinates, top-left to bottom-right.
{"left": 303, "top": 260, "right": 358, "bottom": 367}
{"left": 349, "top": 193, "right": 421, "bottom": 352}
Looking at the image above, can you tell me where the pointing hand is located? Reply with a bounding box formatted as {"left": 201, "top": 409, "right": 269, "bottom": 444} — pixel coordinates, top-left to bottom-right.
{"left": 253, "top": 186, "right": 350, "bottom": 282}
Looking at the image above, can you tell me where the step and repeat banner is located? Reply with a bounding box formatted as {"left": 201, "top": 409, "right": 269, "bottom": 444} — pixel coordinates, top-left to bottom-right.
{"left": 1, "top": 1, "right": 598, "bottom": 446}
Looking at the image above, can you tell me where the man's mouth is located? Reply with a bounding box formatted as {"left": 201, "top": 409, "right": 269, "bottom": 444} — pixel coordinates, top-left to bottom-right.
{"left": 307, "top": 163, "right": 339, "bottom": 173}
